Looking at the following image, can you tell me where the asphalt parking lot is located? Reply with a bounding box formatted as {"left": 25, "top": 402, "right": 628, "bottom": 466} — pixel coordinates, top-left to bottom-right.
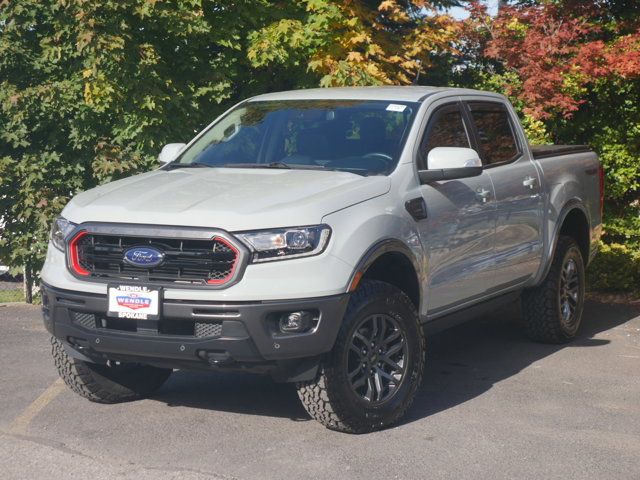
{"left": 1, "top": 300, "right": 639, "bottom": 480}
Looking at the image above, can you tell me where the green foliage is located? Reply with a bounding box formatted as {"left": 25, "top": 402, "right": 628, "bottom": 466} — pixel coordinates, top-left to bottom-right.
{"left": 0, "top": 289, "right": 24, "bottom": 303}
{"left": 587, "top": 242, "right": 640, "bottom": 294}
{"left": 0, "top": 0, "right": 301, "bottom": 284}
{"left": 248, "top": 0, "right": 460, "bottom": 86}
{"left": 552, "top": 78, "right": 640, "bottom": 255}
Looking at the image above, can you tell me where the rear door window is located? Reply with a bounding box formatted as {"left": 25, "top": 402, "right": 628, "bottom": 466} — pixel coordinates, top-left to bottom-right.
{"left": 467, "top": 102, "right": 520, "bottom": 165}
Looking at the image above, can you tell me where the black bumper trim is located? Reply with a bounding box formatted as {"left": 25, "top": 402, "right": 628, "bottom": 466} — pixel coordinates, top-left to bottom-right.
{"left": 41, "top": 282, "right": 349, "bottom": 368}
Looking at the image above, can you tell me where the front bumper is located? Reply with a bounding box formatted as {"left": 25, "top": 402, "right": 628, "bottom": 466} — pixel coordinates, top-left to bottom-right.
{"left": 41, "top": 282, "right": 349, "bottom": 378}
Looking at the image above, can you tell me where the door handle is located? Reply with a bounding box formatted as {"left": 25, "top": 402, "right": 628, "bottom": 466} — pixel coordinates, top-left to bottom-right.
{"left": 475, "top": 187, "right": 491, "bottom": 203}
{"left": 523, "top": 176, "right": 537, "bottom": 189}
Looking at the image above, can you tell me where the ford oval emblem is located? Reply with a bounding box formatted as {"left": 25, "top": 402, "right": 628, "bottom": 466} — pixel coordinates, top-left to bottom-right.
{"left": 123, "top": 246, "right": 165, "bottom": 268}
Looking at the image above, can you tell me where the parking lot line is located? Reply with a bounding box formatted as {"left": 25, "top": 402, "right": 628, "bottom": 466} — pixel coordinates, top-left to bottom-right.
{"left": 8, "top": 378, "right": 65, "bottom": 435}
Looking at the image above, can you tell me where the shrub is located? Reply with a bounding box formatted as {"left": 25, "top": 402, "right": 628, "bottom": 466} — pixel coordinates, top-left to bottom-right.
{"left": 587, "top": 242, "right": 640, "bottom": 294}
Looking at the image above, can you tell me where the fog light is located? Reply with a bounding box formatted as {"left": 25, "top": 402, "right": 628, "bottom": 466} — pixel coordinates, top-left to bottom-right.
{"left": 279, "top": 311, "right": 315, "bottom": 333}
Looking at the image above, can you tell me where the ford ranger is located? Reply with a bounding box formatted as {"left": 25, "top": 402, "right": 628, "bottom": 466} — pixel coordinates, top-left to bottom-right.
{"left": 41, "top": 87, "right": 603, "bottom": 433}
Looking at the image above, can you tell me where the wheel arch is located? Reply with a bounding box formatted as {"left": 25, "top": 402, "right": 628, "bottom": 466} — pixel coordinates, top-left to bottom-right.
{"left": 559, "top": 207, "right": 590, "bottom": 264}
{"left": 347, "top": 239, "right": 422, "bottom": 313}
{"left": 536, "top": 200, "right": 591, "bottom": 285}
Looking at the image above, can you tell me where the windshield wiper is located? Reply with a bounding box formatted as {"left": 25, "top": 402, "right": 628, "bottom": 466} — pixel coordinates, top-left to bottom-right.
{"left": 267, "top": 161, "right": 291, "bottom": 169}
{"left": 164, "top": 162, "right": 216, "bottom": 170}
{"left": 223, "top": 162, "right": 328, "bottom": 170}
{"left": 166, "top": 161, "right": 367, "bottom": 176}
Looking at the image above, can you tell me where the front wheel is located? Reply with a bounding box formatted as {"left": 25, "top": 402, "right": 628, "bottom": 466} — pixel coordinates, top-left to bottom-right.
{"left": 522, "top": 236, "right": 586, "bottom": 343}
{"left": 296, "top": 280, "right": 425, "bottom": 433}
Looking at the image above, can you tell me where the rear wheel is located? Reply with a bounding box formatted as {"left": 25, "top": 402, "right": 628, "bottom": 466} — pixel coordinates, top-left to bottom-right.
{"left": 522, "top": 236, "right": 585, "bottom": 343}
{"left": 51, "top": 337, "right": 172, "bottom": 403}
{"left": 296, "top": 280, "right": 425, "bottom": 433}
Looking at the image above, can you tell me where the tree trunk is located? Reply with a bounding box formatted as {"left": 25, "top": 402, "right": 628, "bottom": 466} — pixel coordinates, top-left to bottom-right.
{"left": 23, "top": 264, "right": 33, "bottom": 304}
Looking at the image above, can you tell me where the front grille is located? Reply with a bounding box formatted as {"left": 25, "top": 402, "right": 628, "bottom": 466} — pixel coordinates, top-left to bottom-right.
{"left": 72, "top": 233, "right": 239, "bottom": 285}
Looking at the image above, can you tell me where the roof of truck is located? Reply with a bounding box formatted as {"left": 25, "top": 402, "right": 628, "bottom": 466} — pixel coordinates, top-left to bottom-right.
{"left": 250, "top": 86, "right": 504, "bottom": 103}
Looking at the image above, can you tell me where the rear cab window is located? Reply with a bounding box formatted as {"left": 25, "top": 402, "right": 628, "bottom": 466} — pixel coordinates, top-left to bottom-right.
{"left": 465, "top": 102, "right": 520, "bottom": 166}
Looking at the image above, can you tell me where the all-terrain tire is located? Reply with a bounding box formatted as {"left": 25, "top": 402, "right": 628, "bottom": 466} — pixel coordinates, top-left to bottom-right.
{"left": 522, "top": 236, "right": 585, "bottom": 344}
{"left": 296, "top": 280, "right": 425, "bottom": 434}
{"left": 51, "top": 337, "right": 172, "bottom": 403}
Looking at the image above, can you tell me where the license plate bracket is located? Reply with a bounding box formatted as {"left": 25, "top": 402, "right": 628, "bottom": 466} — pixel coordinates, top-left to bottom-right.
{"left": 107, "top": 284, "right": 162, "bottom": 320}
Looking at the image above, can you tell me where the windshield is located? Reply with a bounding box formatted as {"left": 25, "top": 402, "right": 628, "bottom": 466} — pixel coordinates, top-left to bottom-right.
{"left": 172, "top": 99, "right": 419, "bottom": 176}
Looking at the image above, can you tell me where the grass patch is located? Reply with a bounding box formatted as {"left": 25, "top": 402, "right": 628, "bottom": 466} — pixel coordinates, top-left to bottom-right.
{"left": 0, "top": 289, "right": 24, "bottom": 303}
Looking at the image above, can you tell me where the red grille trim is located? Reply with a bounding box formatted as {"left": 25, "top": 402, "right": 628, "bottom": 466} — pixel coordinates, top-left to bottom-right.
{"left": 69, "top": 231, "right": 90, "bottom": 276}
{"left": 206, "top": 236, "right": 239, "bottom": 285}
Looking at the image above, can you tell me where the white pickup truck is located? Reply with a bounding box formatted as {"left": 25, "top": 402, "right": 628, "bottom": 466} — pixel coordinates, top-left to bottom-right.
{"left": 41, "top": 87, "right": 603, "bottom": 433}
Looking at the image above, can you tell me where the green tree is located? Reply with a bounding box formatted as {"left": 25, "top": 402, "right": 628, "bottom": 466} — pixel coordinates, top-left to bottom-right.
{"left": 248, "top": 0, "right": 461, "bottom": 86}
{"left": 0, "top": 0, "right": 301, "bottom": 298}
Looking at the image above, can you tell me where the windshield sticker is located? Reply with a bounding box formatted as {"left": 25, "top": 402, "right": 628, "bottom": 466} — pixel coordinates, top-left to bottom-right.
{"left": 386, "top": 104, "right": 407, "bottom": 112}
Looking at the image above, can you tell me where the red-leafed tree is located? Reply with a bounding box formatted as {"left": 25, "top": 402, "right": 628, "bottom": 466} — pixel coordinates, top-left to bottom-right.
{"left": 472, "top": 0, "right": 640, "bottom": 119}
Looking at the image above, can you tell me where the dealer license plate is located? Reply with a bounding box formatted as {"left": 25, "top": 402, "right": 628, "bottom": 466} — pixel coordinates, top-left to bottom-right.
{"left": 107, "top": 285, "right": 161, "bottom": 320}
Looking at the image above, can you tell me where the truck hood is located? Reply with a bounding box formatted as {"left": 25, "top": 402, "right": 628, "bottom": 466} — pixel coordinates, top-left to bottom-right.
{"left": 63, "top": 168, "right": 391, "bottom": 231}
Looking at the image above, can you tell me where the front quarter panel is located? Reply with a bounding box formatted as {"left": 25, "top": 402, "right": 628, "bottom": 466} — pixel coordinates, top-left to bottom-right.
{"left": 321, "top": 174, "right": 427, "bottom": 317}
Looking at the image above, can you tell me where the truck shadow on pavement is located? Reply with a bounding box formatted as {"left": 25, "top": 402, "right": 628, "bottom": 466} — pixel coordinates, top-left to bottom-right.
{"left": 152, "top": 300, "right": 639, "bottom": 426}
{"left": 157, "top": 368, "right": 308, "bottom": 420}
{"left": 405, "top": 300, "right": 639, "bottom": 426}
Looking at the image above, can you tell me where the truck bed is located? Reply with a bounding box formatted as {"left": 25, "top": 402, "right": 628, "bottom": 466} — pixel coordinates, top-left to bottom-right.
{"left": 530, "top": 144, "right": 591, "bottom": 159}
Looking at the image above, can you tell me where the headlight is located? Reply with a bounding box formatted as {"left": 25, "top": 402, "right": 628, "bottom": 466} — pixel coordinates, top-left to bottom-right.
{"left": 50, "top": 217, "right": 77, "bottom": 251}
{"left": 236, "top": 225, "right": 331, "bottom": 263}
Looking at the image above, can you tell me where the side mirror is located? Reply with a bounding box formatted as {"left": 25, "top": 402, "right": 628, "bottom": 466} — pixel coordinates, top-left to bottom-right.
{"left": 418, "top": 147, "right": 483, "bottom": 183}
{"left": 158, "top": 143, "right": 186, "bottom": 164}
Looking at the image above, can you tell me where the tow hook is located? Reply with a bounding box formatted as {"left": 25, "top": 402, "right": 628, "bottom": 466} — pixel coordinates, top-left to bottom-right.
{"left": 197, "top": 350, "right": 233, "bottom": 366}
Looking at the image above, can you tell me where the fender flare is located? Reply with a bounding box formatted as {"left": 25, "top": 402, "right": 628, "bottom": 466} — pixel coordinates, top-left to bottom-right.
{"left": 346, "top": 238, "right": 423, "bottom": 297}
{"left": 535, "top": 199, "right": 591, "bottom": 285}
